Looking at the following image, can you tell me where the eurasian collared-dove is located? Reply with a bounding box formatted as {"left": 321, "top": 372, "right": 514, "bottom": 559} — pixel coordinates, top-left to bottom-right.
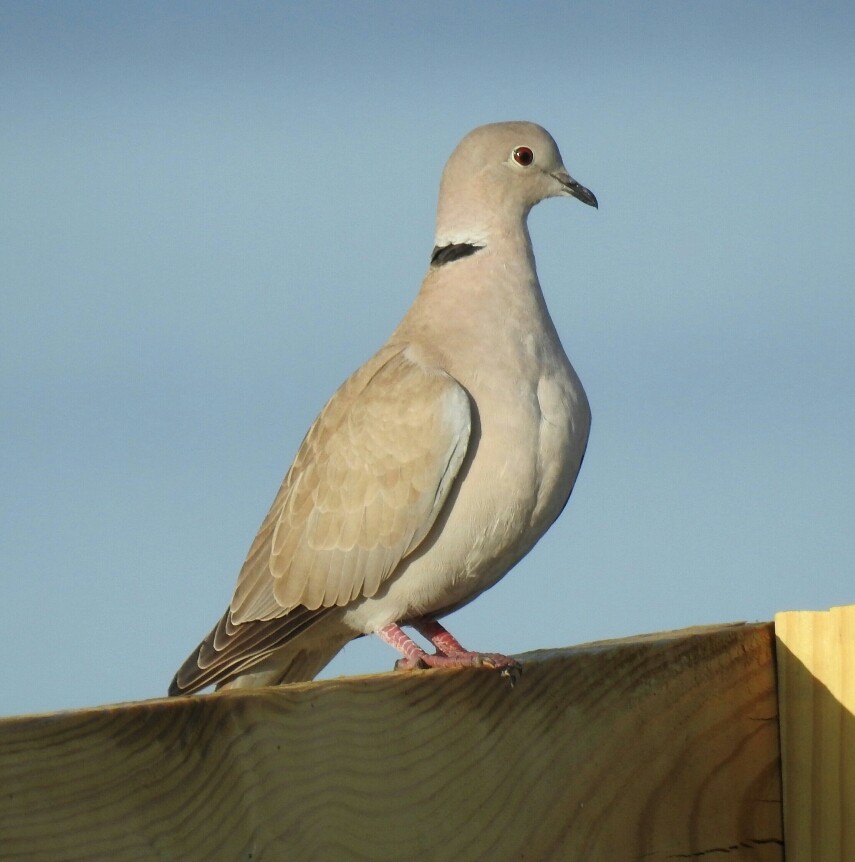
{"left": 169, "top": 121, "right": 596, "bottom": 695}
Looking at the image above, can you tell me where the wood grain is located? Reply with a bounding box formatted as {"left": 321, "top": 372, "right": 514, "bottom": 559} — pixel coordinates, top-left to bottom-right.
{"left": 776, "top": 604, "right": 855, "bottom": 862}
{"left": 0, "top": 623, "right": 782, "bottom": 861}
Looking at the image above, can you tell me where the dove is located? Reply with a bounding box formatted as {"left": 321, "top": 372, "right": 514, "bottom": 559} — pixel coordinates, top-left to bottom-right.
{"left": 169, "top": 121, "right": 597, "bottom": 695}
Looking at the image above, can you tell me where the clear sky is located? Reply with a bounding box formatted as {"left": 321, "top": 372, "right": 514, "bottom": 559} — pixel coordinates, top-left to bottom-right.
{"left": 2, "top": 2, "right": 853, "bottom": 717}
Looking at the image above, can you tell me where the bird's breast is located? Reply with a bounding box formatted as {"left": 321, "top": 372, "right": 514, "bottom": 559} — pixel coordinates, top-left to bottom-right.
{"left": 485, "top": 354, "right": 588, "bottom": 531}
{"left": 441, "top": 332, "right": 589, "bottom": 585}
{"left": 531, "top": 361, "right": 590, "bottom": 524}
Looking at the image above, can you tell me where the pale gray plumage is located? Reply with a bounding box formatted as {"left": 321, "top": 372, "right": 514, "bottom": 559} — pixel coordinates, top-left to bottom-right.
{"left": 169, "top": 121, "right": 596, "bottom": 695}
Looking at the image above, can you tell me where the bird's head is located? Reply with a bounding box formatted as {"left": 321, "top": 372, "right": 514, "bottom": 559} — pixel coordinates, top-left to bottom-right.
{"left": 435, "top": 121, "right": 597, "bottom": 248}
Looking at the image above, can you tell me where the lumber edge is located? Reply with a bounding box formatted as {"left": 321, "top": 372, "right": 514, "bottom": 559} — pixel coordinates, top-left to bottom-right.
{"left": 775, "top": 604, "right": 855, "bottom": 862}
{"left": 1, "top": 621, "right": 783, "bottom": 861}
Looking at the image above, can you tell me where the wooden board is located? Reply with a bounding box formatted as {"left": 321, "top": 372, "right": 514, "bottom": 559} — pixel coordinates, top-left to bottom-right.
{"left": 0, "top": 623, "right": 782, "bottom": 861}
{"left": 776, "top": 604, "right": 855, "bottom": 862}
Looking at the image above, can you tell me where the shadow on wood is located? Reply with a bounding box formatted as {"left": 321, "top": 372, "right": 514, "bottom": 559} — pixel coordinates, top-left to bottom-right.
{"left": 776, "top": 605, "right": 855, "bottom": 862}
{"left": 0, "top": 623, "right": 782, "bottom": 861}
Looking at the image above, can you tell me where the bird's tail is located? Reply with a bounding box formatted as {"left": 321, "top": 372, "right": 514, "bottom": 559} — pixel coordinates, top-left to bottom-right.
{"left": 214, "top": 644, "right": 343, "bottom": 691}
{"left": 168, "top": 606, "right": 346, "bottom": 696}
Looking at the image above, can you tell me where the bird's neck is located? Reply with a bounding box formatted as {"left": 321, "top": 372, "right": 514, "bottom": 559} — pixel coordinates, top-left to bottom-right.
{"left": 432, "top": 214, "right": 535, "bottom": 267}
{"left": 393, "top": 221, "right": 548, "bottom": 359}
{"left": 433, "top": 198, "right": 533, "bottom": 251}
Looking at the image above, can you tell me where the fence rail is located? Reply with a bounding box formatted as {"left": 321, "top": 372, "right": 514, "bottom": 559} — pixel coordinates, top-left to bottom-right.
{"left": 1, "top": 607, "right": 852, "bottom": 861}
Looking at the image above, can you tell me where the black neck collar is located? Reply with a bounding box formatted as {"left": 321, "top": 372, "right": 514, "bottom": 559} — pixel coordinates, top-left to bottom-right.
{"left": 430, "top": 242, "right": 484, "bottom": 268}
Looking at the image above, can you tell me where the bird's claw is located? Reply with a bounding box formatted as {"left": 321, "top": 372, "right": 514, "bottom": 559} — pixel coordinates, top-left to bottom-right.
{"left": 480, "top": 655, "right": 522, "bottom": 687}
{"left": 394, "top": 656, "right": 428, "bottom": 671}
{"left": 393, "top": 651, "right": 522, "bottom": 686}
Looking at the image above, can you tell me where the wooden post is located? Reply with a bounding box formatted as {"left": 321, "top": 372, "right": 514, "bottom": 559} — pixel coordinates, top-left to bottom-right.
{"left": 776, "top": 604, "right": 855, "bottom": 862}
{"left": 0, "top": 623, "right": 782, "bottom": 861}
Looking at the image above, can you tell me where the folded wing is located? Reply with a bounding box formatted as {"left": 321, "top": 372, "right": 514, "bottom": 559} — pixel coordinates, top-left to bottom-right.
{"left": 170, "top": 345, "right": 471, "bottom": 693}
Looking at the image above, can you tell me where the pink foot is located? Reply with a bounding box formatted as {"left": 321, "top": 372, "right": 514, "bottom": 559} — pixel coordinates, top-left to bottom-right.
{"left": 376, "top": 621, "right": 522, "bottom": 685}
{"left": 394, "top": 650, "right": 521, "bottom": 673}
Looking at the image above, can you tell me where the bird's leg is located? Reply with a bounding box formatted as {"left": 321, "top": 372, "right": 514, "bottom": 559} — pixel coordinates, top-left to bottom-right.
{"left": 414, "top": 620, "right": 521, "bottom": 681}
{"left": 376, "top": 622, "right": 522, "bottom": 684}
{"left": 376, "top": 623, "right": 430, "bottom": 667}
{"left": 413, "top": 619, "right": 469, "bottom": 657}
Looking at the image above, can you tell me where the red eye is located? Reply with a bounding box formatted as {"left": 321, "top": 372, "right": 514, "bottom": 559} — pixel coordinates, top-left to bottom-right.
{"left": 513, "top": 146, "right": 534, "bottom": 166}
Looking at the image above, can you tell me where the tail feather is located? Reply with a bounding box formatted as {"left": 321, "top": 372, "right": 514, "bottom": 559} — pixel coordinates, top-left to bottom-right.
{"left": 168, "top": 606, "right": 339, "bottom": 696}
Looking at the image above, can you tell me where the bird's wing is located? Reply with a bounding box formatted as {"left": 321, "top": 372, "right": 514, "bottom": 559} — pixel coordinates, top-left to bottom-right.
{"left": 169, "top": 603, "right": 329, "bottom": 695}
{"left": 228, "top": 344, "right": 472, "bottom": 624}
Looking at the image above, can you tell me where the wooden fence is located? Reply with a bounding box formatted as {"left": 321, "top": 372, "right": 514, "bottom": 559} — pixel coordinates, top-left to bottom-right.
{"left": 1, "top": 605, "right": 852, "bottom": 860}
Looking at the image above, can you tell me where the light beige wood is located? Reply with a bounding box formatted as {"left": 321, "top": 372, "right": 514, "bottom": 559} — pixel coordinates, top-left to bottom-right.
{"left": 0, "top": 623, "right": 782, "bottom": 861}
{"left": 775, "top": 604, "right": 855, "bottom": 862}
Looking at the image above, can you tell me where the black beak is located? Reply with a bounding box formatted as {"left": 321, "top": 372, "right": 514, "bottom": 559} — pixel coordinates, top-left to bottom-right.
{"left": 553, "top": 171, "right": 598, "bottom": 209}
{"left": 566, "top": 179, "right": 598, "bottom": 209}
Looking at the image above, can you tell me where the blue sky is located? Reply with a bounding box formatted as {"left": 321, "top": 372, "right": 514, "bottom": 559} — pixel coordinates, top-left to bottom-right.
{"left": 2, "top": 2, "right": 853, "bottom": 717}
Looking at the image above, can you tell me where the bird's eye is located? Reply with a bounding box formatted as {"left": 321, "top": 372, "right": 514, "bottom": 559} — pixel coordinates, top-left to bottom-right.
{"left": 512, "top": 146, "right": 534, "bottom": 167}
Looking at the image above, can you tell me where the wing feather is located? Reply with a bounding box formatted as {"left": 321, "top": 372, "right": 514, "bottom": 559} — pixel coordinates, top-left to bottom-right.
{"left": 229, "top": 345, "right": 471, "bottom": 623}
{"left": 171, "top": 344, "right": 472, "bottom": 694}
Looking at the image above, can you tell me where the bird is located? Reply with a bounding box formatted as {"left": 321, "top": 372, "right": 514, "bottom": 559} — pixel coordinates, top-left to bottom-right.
{"left": 169, "top": 121, "right": 597, "bottom": 696}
